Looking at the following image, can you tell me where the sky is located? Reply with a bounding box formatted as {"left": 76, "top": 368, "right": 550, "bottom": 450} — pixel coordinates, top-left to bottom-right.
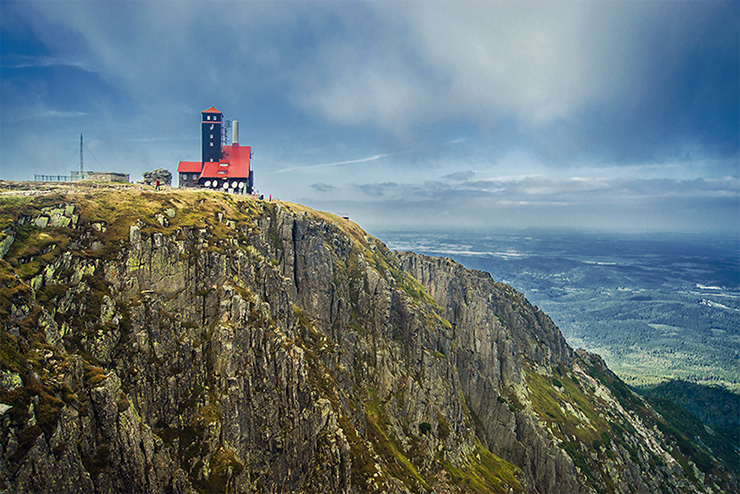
{"left": 1, "top": 0, "right": 738, "bottom": 236}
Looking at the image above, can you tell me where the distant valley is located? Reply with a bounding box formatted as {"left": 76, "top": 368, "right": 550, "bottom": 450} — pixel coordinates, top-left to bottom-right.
{"left": 380, "top": 230, "right": 740, "bottom": 391}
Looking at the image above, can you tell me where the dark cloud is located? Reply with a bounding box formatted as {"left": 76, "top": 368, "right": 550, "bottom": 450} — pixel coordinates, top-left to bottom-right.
{"left": 294, "top": 1, "right": 738, "bottom": 165}
{"left": 9, "top": 1, "right": 734, "bottom": 164}
{"left": 1, "top": 1, "right": 736, "bottom": 235}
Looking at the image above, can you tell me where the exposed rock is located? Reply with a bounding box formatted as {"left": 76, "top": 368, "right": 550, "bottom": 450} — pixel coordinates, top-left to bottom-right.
{"left": 142, "top": 169, "right": 172, "bottom": 187}
{"left": 0, "top": 188, "right": 735, "bottom": 493}
{"left": 0, "top": 372, "right": 22, "bottom": 392}
{"left": 0, "top": 234, "right": 13, "bottom": 259}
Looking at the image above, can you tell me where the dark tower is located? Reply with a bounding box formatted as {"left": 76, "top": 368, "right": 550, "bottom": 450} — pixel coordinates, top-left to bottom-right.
{"left": 201, "top": 107, "right": 223, "bottom": 167}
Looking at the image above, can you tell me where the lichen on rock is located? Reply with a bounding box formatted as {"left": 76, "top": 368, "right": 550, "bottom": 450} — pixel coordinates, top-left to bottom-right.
{"left": 0, "top": 187, "right": 734, "bottom": 494}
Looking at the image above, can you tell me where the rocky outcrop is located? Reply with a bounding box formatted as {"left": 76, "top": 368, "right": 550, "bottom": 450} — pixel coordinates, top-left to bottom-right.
{"left": 142, "top": 169, "right": 172, "bottom": 186}
{"left": 0, "top": 187, "right": 734, "bottom": 493}
{"left": 399, "top": 253, "right": 581, "bottom": 493}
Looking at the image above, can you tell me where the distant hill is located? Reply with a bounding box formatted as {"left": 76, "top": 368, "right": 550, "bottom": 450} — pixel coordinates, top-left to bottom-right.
{"left": 0, "top": 182, "right": 736, "bottom": 493}
{"left": 637, "top": 380, "right": 739, "bottom": 474}
{"left": 640, "top": 380, "right": 739, "bottom": 430}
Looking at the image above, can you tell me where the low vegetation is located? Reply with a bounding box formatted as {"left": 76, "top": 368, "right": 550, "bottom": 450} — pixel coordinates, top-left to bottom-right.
{"left": 0, "top": 184, "right": 733, "bottom": 493}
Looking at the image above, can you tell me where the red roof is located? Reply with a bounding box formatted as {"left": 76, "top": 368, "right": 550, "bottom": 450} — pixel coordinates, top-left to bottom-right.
{"left": 200, "top": 144, "right": 251, "bottom": 179}
{"left": 177, "top": 161, "right": 202, "bottom": 173}
{"left": 202, "top": 106, "right": 221, "bottom": 114}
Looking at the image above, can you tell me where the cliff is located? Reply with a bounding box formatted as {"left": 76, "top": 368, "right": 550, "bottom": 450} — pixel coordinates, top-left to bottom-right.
{"left": 0, "top": 185, "right": 734, "bottom": 493}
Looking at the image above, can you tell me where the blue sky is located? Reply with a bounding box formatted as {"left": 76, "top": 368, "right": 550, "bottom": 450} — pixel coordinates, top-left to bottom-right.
{"left": 1, "top": 1, "right": 738, "bottom": 235}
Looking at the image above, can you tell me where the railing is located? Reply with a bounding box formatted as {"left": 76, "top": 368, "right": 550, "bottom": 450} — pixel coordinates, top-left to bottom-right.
{"left": 34, "top": 174, "right": 71, "bottom": 182}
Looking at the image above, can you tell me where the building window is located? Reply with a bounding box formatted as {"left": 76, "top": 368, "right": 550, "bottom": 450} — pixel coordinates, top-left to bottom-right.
{"left": 192, "top": 174, "right": 197, "bottom": 180}
{"left": 210, "top": 134, "right": 213, "bottom": 139}
{"left": 210, "top": 142, "right": 214, "bottom": 147}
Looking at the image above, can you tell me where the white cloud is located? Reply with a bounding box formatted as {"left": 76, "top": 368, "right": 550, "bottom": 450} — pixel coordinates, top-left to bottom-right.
{"left": 289, "top": 1, "right": 649, "bottom": 133}
{"left": 272, "top": 152, "right": 400, "bottom": 174}
{"left": 1, "top": 55, "right": 92, "bottom": 71}
{"left": 33, "top": 110, "right": 88, "bottom": 119}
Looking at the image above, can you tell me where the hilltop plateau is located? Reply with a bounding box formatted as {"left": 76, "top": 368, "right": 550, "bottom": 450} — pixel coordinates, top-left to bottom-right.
{"left": 0, "top": 183, "right": 735, "bottom": 493}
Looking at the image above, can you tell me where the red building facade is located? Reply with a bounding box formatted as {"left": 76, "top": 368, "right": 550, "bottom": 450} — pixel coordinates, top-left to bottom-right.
{"left": 177, "top": 107, "right": 254, "bottom": 194}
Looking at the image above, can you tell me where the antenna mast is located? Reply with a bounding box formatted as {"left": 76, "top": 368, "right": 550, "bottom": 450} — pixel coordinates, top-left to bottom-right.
{"left": 80, "top": 133, "right": 84, "bottom": 176}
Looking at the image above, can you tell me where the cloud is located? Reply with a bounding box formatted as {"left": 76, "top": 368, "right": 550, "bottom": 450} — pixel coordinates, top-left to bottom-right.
{"left": 32, "top": 110, "right": 88, "bottom": 119}
{"left": 292, "top": 1, "right": 738, "bottom": 163}
{"left": 8, "top": 1, "right": 736, "bottom": 166}
{"left": 2, "top": 1, "right": 737, "bottom": 236}
{"left": 311, "top": 182, "right": 335, "bottom": 193}
{"left": 327, "top": 176, "right": 739, "bottom": 234}
{"left": 462, "top": 180, "right": 496, "bottom": 190}
{"left": 0, "top": 55, "right": 93, "bottom": 72}
{"left": 272, "top": 153, "right": 402, "bottom": 174}
{"left": 356, "top": 184, "right": 385, "bottom": 197}
{"left": 290, "top": 2, "right": 616, "bottom": 130}
{"left": 444, "top": 170, "right": 475, "bottom": 181}
{"left": 8, "top": 1, "right": 297, "bottom": 108}
{"left": 355, "top": 182, "right": 398, "bottom": 197}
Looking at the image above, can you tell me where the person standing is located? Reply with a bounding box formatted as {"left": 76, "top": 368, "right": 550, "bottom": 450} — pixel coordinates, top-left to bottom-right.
{"left": 156, "top": 180, "right": 160, "bottom": 191}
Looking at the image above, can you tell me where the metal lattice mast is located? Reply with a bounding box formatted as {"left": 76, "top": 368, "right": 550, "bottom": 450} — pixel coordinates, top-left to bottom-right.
{"left": 80, "top": 133, "right": 84, "bottom": 176}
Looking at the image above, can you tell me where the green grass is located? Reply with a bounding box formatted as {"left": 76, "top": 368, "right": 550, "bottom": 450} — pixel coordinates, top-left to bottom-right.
{"left": 524, "top": 363, "right": 629, "bottom": 493}
{"left": 443, "top": 442, "right": 524, "bottom": 494}
{"left": 525, "top": 367, "right": 606, "bottom": 445}
{"left": 364, "top": 397, "right": 430, "bottom": 492}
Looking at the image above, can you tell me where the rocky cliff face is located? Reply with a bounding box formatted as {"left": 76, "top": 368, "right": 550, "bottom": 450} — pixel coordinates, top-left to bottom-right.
{"left": 0, "top": 186, "right": 735, "bottom": 493}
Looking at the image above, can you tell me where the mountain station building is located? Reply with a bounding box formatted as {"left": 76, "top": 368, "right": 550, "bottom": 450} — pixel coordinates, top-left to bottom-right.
{"left": 177, "top": 107, "right": 254, "bottom": 194}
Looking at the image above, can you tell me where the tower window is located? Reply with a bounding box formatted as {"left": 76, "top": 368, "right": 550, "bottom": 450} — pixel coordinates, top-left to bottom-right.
{"left": 210, "top": 143, "right": 214, "bottom": 147}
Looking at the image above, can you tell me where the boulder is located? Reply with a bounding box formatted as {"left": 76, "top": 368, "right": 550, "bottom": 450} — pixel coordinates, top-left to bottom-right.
{"left": 142, "top": 169, "right": 172, "bottom": 186}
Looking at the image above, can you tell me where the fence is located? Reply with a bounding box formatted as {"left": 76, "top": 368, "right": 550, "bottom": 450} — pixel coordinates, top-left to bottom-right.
{"left": 34, "top": 174, "right": 70, "bottom": 182}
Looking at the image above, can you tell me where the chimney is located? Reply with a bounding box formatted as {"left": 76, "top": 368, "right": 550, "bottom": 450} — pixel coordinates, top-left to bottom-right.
{"left": 232, "top": 120, "right": 239, "bottom": 145}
